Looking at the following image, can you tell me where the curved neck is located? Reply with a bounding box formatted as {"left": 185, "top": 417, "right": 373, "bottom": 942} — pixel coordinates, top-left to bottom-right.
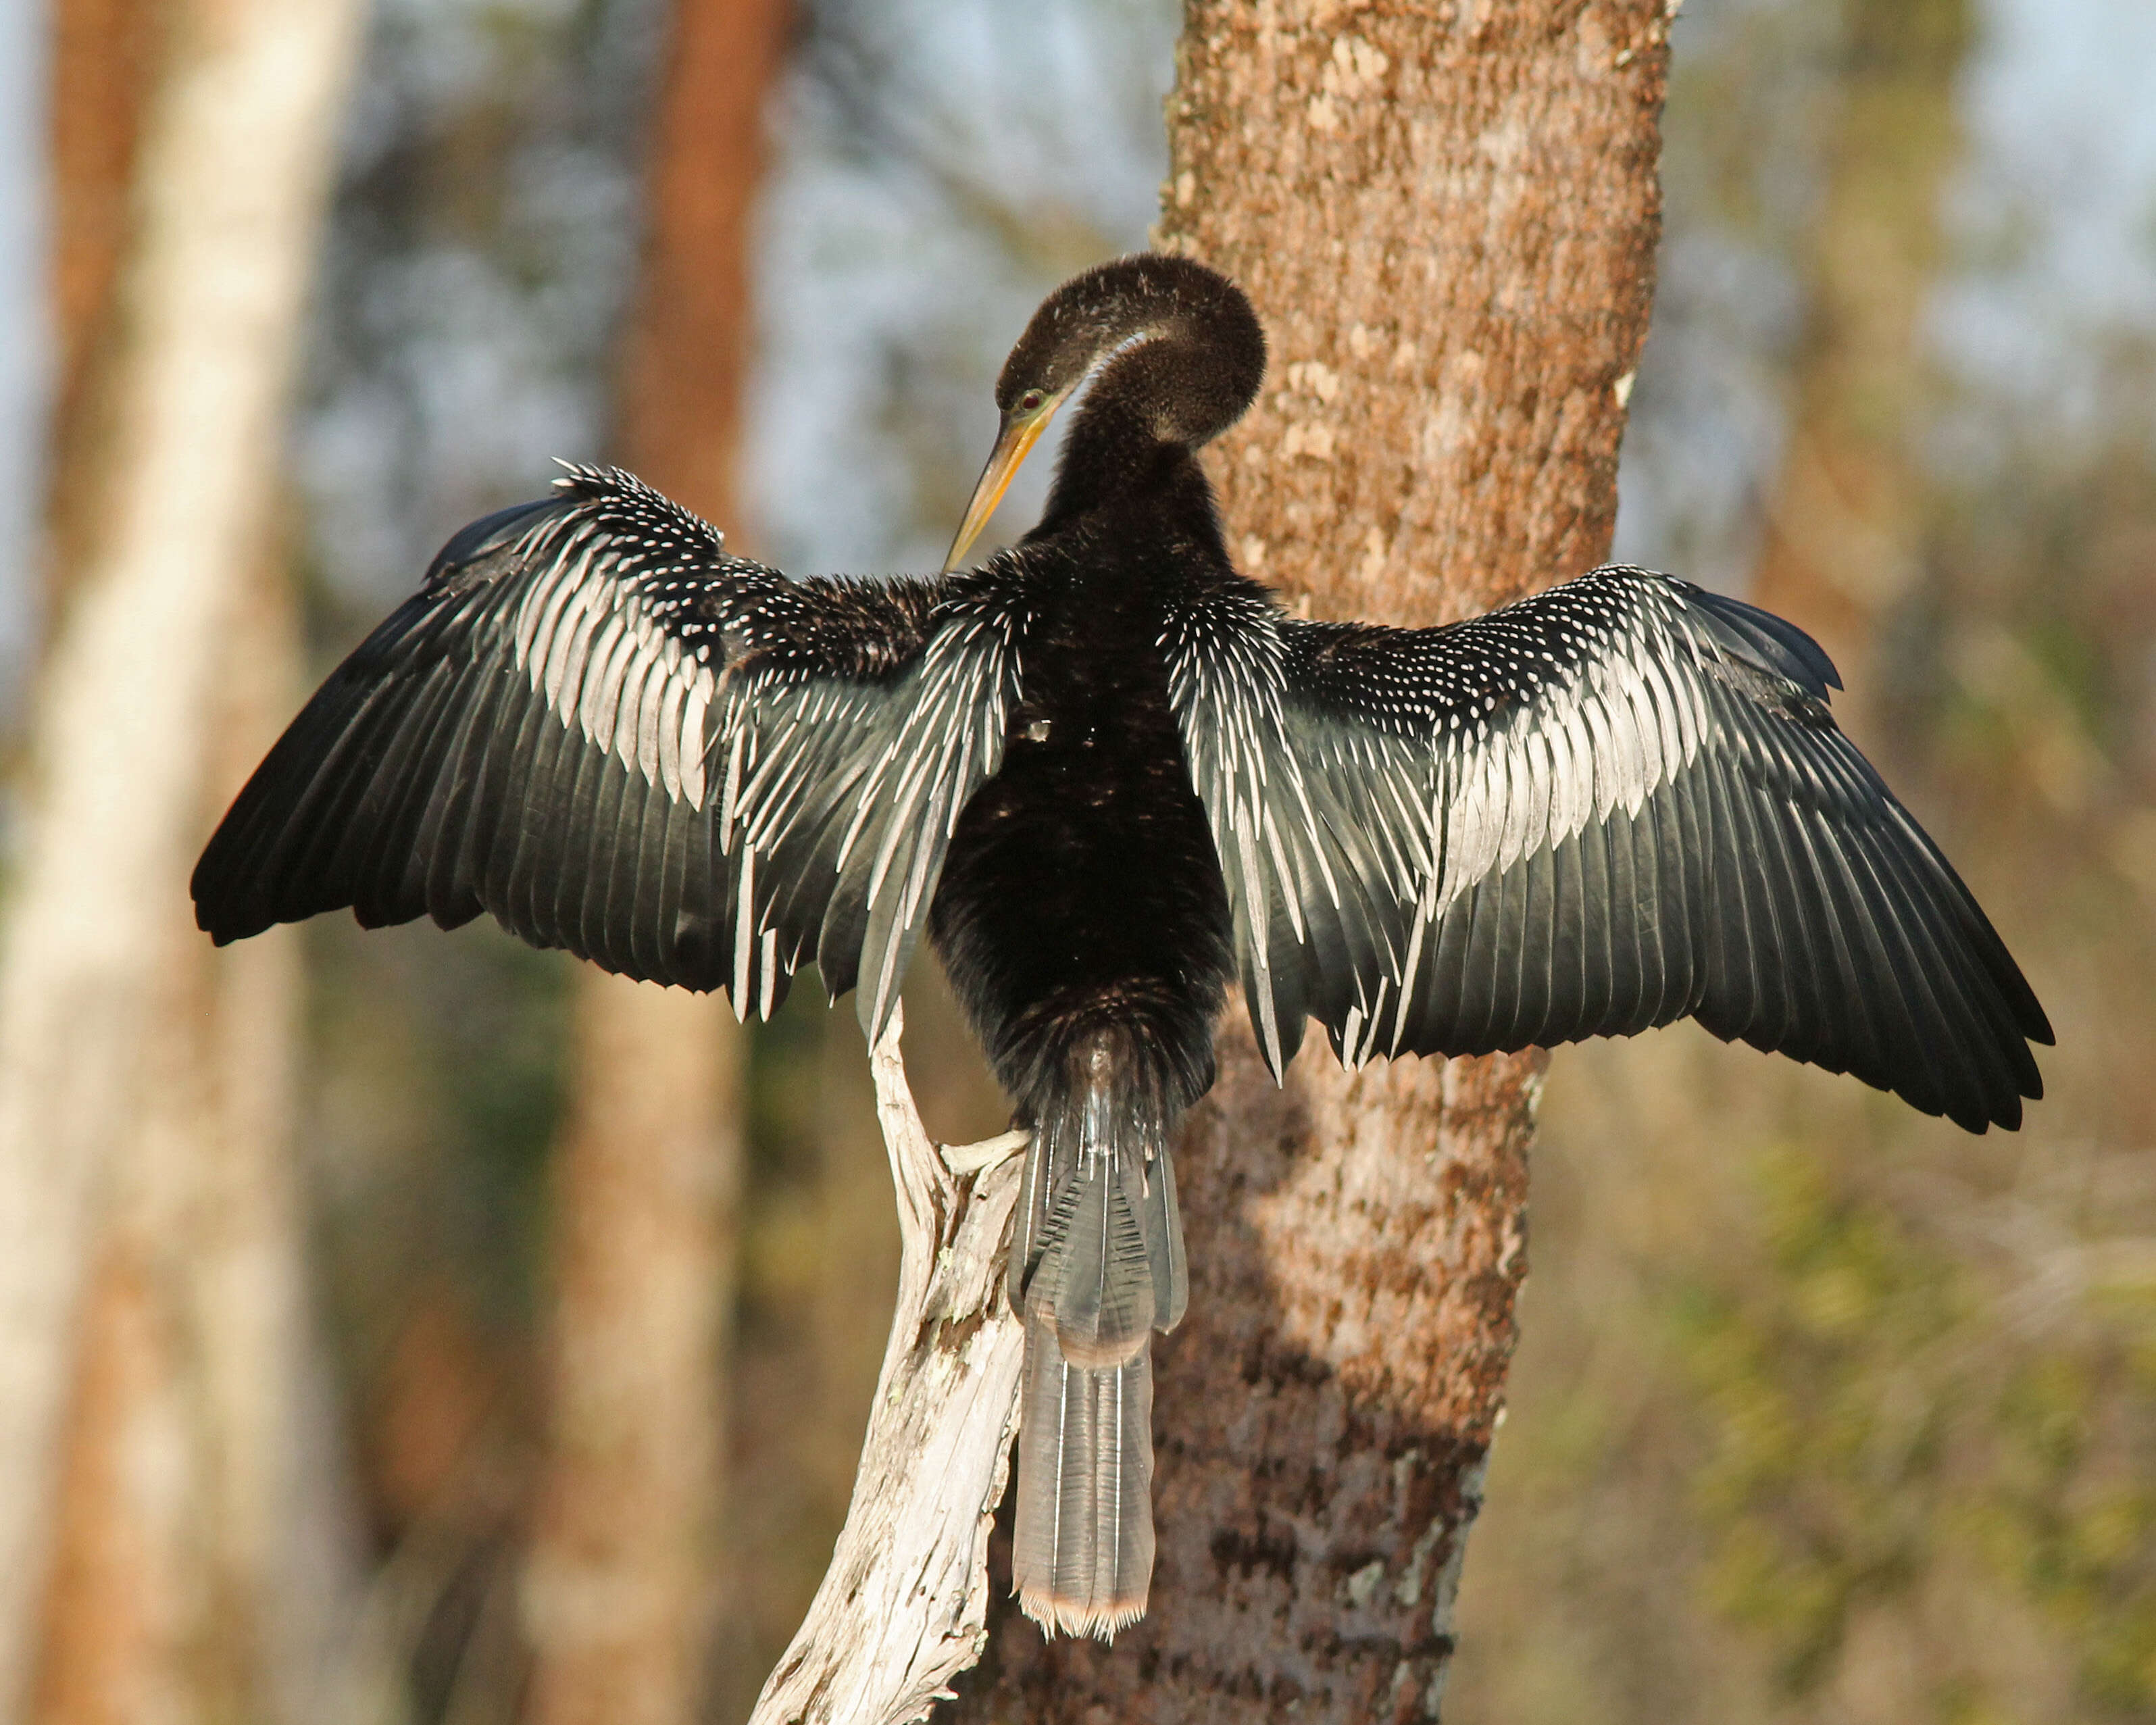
{"left": 1038, "top": 387, "right": 1182, "bottom": 528}
{"left": 1034, "top": 330, "right": 1246, "bottom": 533}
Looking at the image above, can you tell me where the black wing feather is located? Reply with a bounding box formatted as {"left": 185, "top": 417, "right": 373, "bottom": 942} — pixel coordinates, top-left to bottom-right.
{"left": 1170, "top": 566, "right": 2051, "bottom": 1132}
{"left": 193, "top": 465, "right": 1019, "bottom": 1037}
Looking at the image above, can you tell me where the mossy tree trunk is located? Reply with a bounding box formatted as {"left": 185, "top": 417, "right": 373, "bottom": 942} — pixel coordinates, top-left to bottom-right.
{"left": 951, "top": 2, "right": 1670, "bottom": 1718}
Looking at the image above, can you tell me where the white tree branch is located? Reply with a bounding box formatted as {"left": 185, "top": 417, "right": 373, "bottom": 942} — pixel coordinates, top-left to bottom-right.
{"left": 748, "top": 1004, "right": 1027, "bottom": 1725}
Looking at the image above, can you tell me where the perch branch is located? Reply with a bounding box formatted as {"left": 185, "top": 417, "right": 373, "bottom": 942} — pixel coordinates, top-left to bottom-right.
{"left": 749, "top": 1003, "right": 1027, "bottom": 1725}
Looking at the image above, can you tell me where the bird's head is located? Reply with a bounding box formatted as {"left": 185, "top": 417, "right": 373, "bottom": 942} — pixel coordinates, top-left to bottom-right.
{"left": 944, "top": 253, "right": 1265, "bottom": 570}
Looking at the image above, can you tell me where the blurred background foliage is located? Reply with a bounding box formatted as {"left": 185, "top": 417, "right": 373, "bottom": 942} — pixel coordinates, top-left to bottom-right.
{"left": 1446, "top": 0, "right": 2156, "bottom": 1720}
{"left": 3, "top": 0, "right": 2154, "bottom": 1718}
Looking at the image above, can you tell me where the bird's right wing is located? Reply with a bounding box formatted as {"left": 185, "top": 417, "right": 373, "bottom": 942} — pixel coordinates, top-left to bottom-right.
{"left": 193, "top": 465, "right": 1022, "bottom": 1038}
{"left": 1167, "top": 568, "right": 2051, "bottom": 1131}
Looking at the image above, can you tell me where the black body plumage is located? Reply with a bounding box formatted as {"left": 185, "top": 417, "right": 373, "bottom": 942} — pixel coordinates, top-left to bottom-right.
{"left": 192, "top": 253, "right": 2051, "bottom": 1640}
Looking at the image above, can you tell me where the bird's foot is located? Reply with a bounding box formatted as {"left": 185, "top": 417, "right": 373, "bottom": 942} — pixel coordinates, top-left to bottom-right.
{"left": 941, "top": 1128, "right": 1028, "bottom": 1176}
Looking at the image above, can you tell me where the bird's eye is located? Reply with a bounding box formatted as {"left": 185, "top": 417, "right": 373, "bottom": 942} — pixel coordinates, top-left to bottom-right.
{"left": 1018, "top": 388, "right": 1047, "bottom": 414}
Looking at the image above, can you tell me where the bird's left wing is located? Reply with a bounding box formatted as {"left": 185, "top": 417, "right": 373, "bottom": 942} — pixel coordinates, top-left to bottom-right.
{"left": 1167, "top": 568, "right": 2051, "bottom": 1131}
{"left": 193, "top": 465, "right": 1020, "bottom": 1038}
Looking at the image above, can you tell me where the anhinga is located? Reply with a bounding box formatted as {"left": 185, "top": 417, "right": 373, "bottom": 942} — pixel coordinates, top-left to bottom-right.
{"left": 193, "top": 253, "right": 2051, "bottom": 1639}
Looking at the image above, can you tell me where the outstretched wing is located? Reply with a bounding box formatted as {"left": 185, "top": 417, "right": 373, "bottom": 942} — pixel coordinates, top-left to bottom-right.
{"left": 193, "top": 464, "right": 1020, "bottom": 1037}
{"left": 1168, "top": 567, "right": 2052, "bottom": 1132}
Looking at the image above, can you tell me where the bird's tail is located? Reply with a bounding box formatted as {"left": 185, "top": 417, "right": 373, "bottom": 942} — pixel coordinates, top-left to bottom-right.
{"left": 1015, "top": 1312, "right": 1155, "bottom": 1637}
{"left": 1008, "top": 1022, "right": 1188, "bottom": 1639}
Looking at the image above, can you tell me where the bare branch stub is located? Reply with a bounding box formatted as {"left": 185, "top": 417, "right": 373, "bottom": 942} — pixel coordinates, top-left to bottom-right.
{"left": 748, "top": 1005, "right": 1026, "bottom": 1725}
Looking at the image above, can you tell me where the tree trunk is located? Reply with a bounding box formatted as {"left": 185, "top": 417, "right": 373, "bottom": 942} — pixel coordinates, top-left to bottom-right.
{"left": 950, "top": 3, "right": 1670, "bottom": 1719}
{"left": 0, "top": 0, "right": 362, "bottom": 1711}
{"left": 32, "top": 537, "right": 355, "bottom": 1725}
{"left": 524, "top": 976, "right": 745, "bottom": 1725}
{"left": 45, "top": 0, "right": 168, "bottom": 612}
{"left": 520, "top": 3, "right": 787, "bottom": 1722}
{"left": 32, "top": 1, "right": 361, "bottom": 1715}
{"left": 29, "top": 12, "right": 192, "bottom": 1713}
{"left": 1751, "top": 0, "right": 1970, "bottom": 714}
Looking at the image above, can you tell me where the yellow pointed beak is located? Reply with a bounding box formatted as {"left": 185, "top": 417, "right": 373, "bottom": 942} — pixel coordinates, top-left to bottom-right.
{"left": 943, "top": 397, "right": 1063, "bottom": 572}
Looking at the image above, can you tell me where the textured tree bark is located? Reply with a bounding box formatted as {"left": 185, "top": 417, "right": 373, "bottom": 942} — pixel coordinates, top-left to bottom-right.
{"left": 949, "top": 3, "right": 1670, "bottom": 1719}
{"left": 1751, "top": 0, "right": 1970, "bottom": 718}
{"left": 0, "top": 0, "right": 361, "bottom": 1709}
{"left": 520, "top": 2, "right": 788, "bottom": 1721}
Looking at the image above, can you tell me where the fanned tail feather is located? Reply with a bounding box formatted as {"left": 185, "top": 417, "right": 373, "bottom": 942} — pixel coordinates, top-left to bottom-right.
{"left": 1006, "top": 1020, "right": 1188, "bottom": 1637}
{"left": 1013, "top": 1307, "right": 1155, "bottom": 1639}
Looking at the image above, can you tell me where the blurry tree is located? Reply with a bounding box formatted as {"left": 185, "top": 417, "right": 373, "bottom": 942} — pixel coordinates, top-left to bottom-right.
{"left": 288, "top": 2, "right": 665, "bottom": 1712}
{"left": 39, "top": 7, "right": 332, "bottom": 1720}
{"left": 950, "top": 2, "right": 1670, "bottom": 1718}
{"left": 520, "top": 8, "right": 788, "bottom": 1724}
{"left": 33, "top": 41, "right": 174, "bottom": 1714}
{"left": 33, "top": 542, "right": 355, "bottom": 1725}
{"left": 0, "top": 0, "right": 364, "bottom": 1717}
{"left": 44, "top": 0, "right": 164, "bottom": 614}
{"left": 1751, "top": 0, "right": 1973, "bottom": 720}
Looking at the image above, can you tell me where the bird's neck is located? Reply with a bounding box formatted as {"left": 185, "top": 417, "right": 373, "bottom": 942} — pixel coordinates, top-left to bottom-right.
{"left": 1030, "top": 447, "right": 1228, "bottom": 578}
{"left": 1036, "top": 387, "right": 1218, "bottom": 544}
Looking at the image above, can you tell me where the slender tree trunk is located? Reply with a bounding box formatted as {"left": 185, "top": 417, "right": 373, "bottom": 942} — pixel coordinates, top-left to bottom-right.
{"left": 524, "top": 978, "right": 745, "bottom": 1725}
{"left": 520, "top": 3, "right": 787, "bottom": 1721}
{"left": 32, "top": 538, "right": 353, "bottom": 1725}
{"left": 45, "top": 0, "right": 168, "bottom": 612}
{"left": 1751, "top": 0, "right": 1970, "bottom": 712}
{"left": 29, "top": 1219, "right": 192, "bottom": 1725}
{"left": 611, "top": 0, "right": 789, "bottom": 534}
{"left": 32, "top": 0, "right": 361, "bottom": 1714}
{"left": 0, "top": 0, "right": 361, "bottom": 1712}
{"left": 184, "top": 545, "right": 358, "bottom": 1725}
{"left": 27, "top": 13, "right": 190, "bottom": 1714}
{"left": 951, "top": 4, "right": 1669, "bottom": 1719}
